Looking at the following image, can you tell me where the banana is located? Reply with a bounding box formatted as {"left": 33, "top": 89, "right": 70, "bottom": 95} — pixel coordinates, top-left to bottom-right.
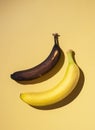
{"left": 11, "top": 33, "right": 61, "bottom": 81}
{"left": 20, "top": 50, "right": 80, "bottom": 107}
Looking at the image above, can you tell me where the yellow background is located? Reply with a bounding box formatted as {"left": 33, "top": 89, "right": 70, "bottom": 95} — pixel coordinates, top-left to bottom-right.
{"left": 0, "top": 0, "right": 95, "bottom": 130}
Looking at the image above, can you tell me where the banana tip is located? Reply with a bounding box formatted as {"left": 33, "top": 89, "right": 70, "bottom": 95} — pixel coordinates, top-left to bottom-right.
{"left": 10, "top": 74, "right": 15, "bottom": 80}
{"left": 20, "top": 93, "right": 25, "bottom": 101}
{"left": 67, "top": 49, "right": 75, "bottom": 55}
{"left": 67, "top": 49, "right": 73, "bottom": 53}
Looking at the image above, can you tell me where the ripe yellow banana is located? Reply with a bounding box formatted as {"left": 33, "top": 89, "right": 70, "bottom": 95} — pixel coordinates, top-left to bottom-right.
{"left": 20, "top": 50, "right": 80, "bottom": 107}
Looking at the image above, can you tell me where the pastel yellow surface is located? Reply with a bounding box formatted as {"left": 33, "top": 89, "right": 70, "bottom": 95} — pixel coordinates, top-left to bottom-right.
{"left": 0, "top": 0, "right": 95, "bottom": 130}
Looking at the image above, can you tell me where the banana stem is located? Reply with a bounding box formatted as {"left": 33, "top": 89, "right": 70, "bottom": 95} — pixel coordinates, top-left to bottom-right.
{"left": 52, "top": 33, "right": 60, "bottom": 45}
{"left": 67, "top": 50, "right": 75, "bottom": 64}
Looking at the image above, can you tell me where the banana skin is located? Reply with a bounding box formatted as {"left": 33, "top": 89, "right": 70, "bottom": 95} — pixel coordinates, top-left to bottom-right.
{"left": 11, "top": 33, "right": 61, "bottom": 81}
{"left": 20, "top": 50, "right": 80, "bottom": 107}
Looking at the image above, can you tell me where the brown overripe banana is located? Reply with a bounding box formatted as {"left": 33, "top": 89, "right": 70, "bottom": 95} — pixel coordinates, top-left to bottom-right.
{"left": 11, "top": 33, "right": 61, "bottom": 81}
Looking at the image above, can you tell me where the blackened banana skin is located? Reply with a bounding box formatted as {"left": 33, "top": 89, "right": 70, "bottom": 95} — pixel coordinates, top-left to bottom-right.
{"left": 11, "top": 33, "right": 61, "bottom": 81}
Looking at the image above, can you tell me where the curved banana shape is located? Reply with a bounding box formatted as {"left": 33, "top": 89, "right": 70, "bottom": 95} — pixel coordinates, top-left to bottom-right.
{"left": 20, "top": 50, "right": 80, "bottom": 107}
{"left": 11, "top": 33, "right": 61, "bottom": 81}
